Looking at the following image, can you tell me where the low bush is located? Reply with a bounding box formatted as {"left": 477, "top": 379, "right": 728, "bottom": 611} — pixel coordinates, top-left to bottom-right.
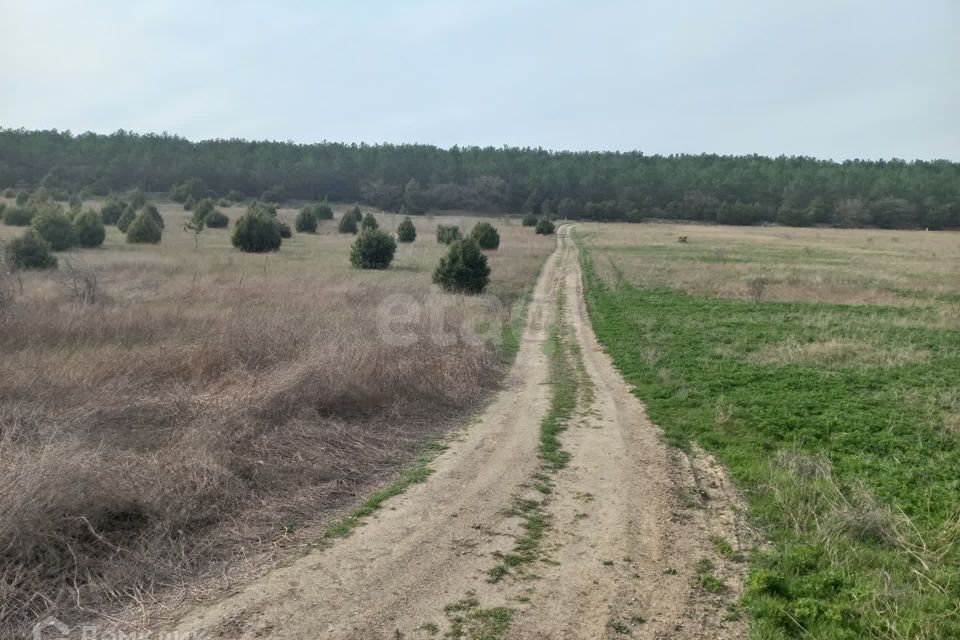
{"left": 100, "top": 198, "right": 126, "bottom": 225}
{"left": 338, "top": 213, "right": 358, "bottom": 234}
{"left": 3, "top": 188, "right": 13, "bottom": 198}
{"left": 535, "top": 218, "right": 556, "bottom": 235}
{"left": 432, "top": 238, "right": 490, "bottom": 294}
{"left": 143, "top": 203, "right": 165, "bottom": 229}
{"left": 315, "top": 202, "right": 334, "bottom": 220}
{"left": 247, "top": 201, "right": 277, "bottom": 217}
{"left": 128, "top": 188, "right": 147, "bottom": 210}
{"left": 116, "top": 205, "right": 137, "bottom": 233}
{"left": 361, "top": 212, "right": 379, "bottom": 230}
{"left": 350, "top": 228, "right": 397, "bottom": 269}
{"left": 521, "top": 213, "right": 538, "bottom": 227}
{"left": 193, "top": 198, "right": 215, "bottom": 222}
{"left": 232, "top": 210, "right": 282, "bottom": 252}
{"left": 73, "top": 209, "right": 106, "bottom": 248}
{"left": 126, "top": 211, "right": 162, "bottom": 244}
{"left": 32, "top": 209, "right": 78, "bottom": 251}
{"left": 3, "top": 206, "right": 34, "bottom": 226}
{"left": 436, "top": 224, "right": 462, "bottom": 244}
{"left": 5, "top": 229, "right": 57, "bottom": 269}
{"left": 15, "top": 191, "right": 28, "bottom": 206}
{"left": 277, "top": 220, "right": 293, "bottom": 238}
{"left": 183, "top": 195, "right": 195, "bottom": 211}
{"left": 470, "top": 222, "right": 500, "bottom": 249}
{"left": 205, "top": 209, "right": 229, "bottom": 228}
{"left": 397, "top": 216, "right": 417, "bottom": 242}
{"left": 295, "top": 207, "right": 319, "bottom": 233}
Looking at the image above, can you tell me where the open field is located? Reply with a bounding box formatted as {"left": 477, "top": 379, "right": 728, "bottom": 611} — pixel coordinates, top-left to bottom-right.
{"left": 578, "top": 223, "right": 960, "bottom": 638}
{"left": 0, "top": 201, "right": 553, "bottom": 636}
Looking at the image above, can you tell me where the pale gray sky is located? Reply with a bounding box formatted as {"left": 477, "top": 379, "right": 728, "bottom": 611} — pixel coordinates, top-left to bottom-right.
{"left": 2, "top": 0, "right": 957, "bottom": 159}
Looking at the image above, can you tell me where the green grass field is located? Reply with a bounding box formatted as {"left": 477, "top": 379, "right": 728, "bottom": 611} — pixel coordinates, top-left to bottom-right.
{"left": 577, "top": 223, "right": 960, "bottom": 639}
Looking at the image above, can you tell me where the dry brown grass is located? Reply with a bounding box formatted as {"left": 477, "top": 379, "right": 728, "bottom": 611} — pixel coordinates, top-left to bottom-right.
{"left": 0, "top": 202, "right": 553, "bottom": 636}
{"left": 579, "top": 222, "right": 960, "bottom": 306}
{"left": 748, "top": 339, "right": 930, "bottom": 367}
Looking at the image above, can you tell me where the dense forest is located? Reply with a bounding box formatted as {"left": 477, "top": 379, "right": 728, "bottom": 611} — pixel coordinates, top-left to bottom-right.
{"left": 1, "top": 128, "right": 958, "bottom": 229}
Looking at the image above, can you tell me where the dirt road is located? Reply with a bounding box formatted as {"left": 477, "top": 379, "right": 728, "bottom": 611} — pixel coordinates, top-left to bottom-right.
{"left": 170, "top": 227, "right": 749, "bottom": 639}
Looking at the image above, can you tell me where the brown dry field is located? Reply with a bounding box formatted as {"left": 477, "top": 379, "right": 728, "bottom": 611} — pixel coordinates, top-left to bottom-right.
{"left": 580, "top": 221, "right": 960, "bottom": 308}
{"left": 0, "top": 201, "right": 554, "bottom": 636}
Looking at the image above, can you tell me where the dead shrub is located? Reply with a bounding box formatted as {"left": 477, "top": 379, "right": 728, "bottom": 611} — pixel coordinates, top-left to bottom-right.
{"left": 57, "top": 259, "right": 107, "bottom": 305}
{"left": 745, "top": 274, "right": 769, "bottom": 302}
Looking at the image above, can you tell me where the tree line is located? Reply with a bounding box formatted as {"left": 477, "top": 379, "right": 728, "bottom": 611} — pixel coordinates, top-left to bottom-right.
{"left": 1, "top": 128, "right": 958, "bottom": 229}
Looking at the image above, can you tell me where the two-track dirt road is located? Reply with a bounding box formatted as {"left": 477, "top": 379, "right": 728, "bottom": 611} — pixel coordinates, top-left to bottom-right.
{"left": 168, "top": 226, "right": 749, "bottom": 639}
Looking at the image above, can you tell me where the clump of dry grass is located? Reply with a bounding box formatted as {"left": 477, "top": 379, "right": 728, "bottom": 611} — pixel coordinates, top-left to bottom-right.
{"left": 748, "top": 339, "right": 930, "bottom": 367}
{"left": 0, "top": 206, "right": 553, "bottom": 636}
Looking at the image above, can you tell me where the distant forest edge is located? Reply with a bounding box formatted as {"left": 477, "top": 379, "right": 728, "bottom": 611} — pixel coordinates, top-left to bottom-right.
{"left": 2, "top": 128, "right": 959, "bottom": 229}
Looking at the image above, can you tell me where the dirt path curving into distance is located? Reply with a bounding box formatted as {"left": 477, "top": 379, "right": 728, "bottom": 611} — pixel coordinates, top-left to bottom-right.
{"left": 167, "top": 226, "right": 750, "bottom": 639}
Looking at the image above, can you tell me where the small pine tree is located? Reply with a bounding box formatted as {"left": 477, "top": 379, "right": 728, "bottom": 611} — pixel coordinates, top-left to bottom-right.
{"left": 350, "top": 228, "right": 397, "bottom": 269}
{"left": 100, "top": 198, "right": 126, "bottom": 225}
{"left": 116, "top": 205, "right": 137, "bottom": 233}
{"left": 31, "top": 209, "right": 78, "bottom": 251}
{"left": 73, "top": 209, "right": 106, "bottom": 248}
{"left": 6, "top": 229, "right": 58, "bottom": 269}
{"left": 183, "top": 195, "right": 195, "bottom": 211}
{"left": 128, "top": 188, "right": 147, "bottom": 210}
{"left": 126, "top": 211, "right": 162, "bottom": 244}
{"left": 521, "top": 213, "right": 538, "bottom": 227}
{"left": 205, "top": 209, "right": 229, "bottom": 228}
{"left": 276, "top": 220, "right": 293, "bottom": 238}
{"left": 361, "top": 212, "right": 378, "bottom": 230}
{"left": 397, "top": 216, "right": 417, "bottom": 242}
{"left": 15, "top": 191, "right": 29, "bottom": 206}
{"left": 470, "top": 222, "right": 500, "bottom": 249}
{"left": 143, "top": 202, "right": 165, "bottom": 229}
{"left": 346, "top": 204, "right": 363, "bottom": 224}
{"left": 315, "top": 201, "right": 334, "bottom": 220}
{"left": 338, "top": 213, "right": 359, "bottom": 234}
{"left": 436, "top": 224, "right": 462, "bottom": 244}
{"left": 232, "top": 210, "right": 282, "bottom": 252}
{"left": 3, "top": 206, "right": 34, "bottom": 226}
{"left": 193, "top": 198, "right": 215, "bottom": 222}
{"left": 432, "top": 239, "right": 490, "bottom": 294}
{"left": 535, "top": 218, "right": 556, "bottom": 235}
{"left": 295, "top": 206, "right": 319, "bottom": 233}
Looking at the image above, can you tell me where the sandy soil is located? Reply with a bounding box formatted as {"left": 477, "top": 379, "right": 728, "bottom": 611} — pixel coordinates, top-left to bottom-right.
{"left": 164, "top": 226, "right": 751, "bottom": 639}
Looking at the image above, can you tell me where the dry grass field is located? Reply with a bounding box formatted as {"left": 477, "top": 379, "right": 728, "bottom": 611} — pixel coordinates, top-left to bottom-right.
{"left": 583, "top": 222, "right": 960, "bottom": 307}
{"left": 0, "top": 201, "right": 553, "bottom": 635}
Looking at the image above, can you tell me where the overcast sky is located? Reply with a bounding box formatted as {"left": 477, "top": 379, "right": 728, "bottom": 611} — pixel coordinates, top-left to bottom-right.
{"left": 2, "top": 1, "right": 957, "bottom": 160}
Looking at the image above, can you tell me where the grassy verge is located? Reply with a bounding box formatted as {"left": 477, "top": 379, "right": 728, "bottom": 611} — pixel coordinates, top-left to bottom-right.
{"left": 576, "top": 234, "right": 960, "bottom": 639}
{"left": 320, "top": 440, "right": 448, "bottom": 542}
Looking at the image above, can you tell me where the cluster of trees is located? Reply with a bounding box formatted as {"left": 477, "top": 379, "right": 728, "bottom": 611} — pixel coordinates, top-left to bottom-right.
{"left": 3, "top": 128, "right": 959, "bottom": 229}
{"left": 2, "top": 188, "right": 113, "bottom": 269}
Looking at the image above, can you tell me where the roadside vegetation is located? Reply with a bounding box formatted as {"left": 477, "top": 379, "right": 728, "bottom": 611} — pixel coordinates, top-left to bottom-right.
{"left": 577, "top": 223, "right": 960, "bottom": 639}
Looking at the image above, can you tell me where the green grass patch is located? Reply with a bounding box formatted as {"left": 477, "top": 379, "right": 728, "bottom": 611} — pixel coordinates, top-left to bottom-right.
{"left": 577, "top": 233, "right": 960, "bottom": 639}
{"left": 443, "top": 596, "right": 513, "bottom": 640}
{"left": 320, "top": 440, "right": 447, "bottom": 542}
